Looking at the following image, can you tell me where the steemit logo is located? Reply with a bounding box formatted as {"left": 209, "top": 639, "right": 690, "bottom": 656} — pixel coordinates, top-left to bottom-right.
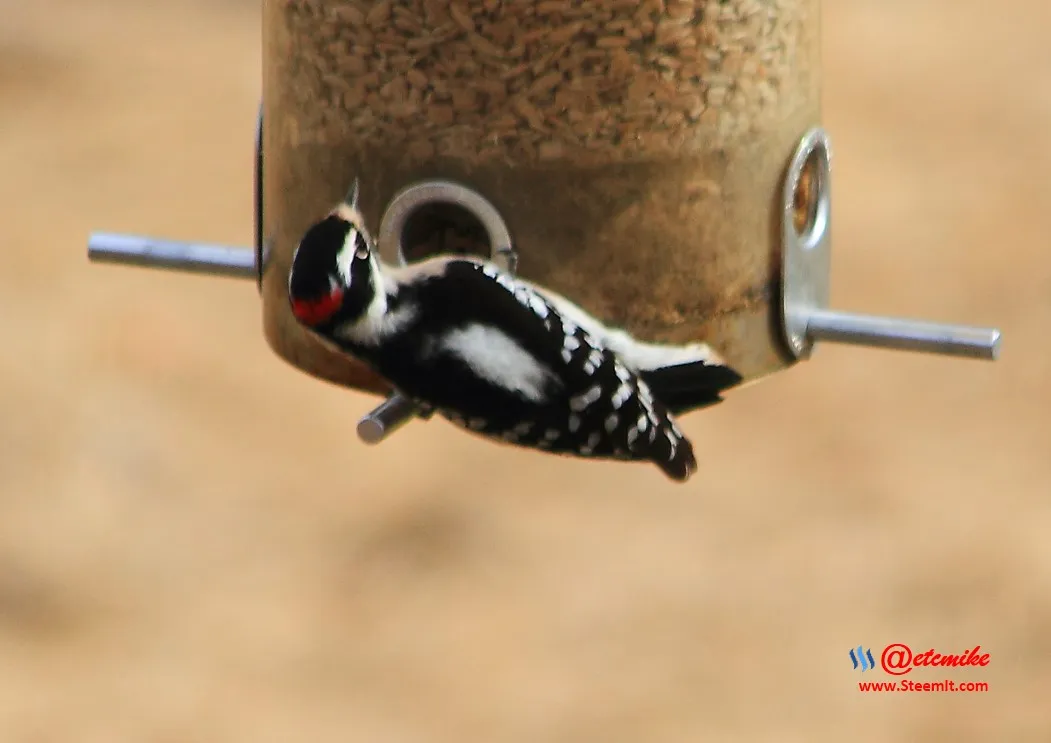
{"left": 850, "top": 646, "right": 876, "bottom": 672}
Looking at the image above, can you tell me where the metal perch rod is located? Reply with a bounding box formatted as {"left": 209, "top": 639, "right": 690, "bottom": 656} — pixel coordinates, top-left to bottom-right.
{"left": 356, "top": 394, "right": 421, "bottom": 444}
{"left": 86, "top": 231, "right": 1002, "bottom": 363}
{"left": 805, "top": 309, "right": 1000, "bottom": 360}
{"left": 88, "top": 232, "right": 256, "bottom": 279}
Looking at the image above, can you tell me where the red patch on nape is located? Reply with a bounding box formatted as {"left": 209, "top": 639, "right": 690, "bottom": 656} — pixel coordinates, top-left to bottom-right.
{"left": 291, "top": 288, "right": 344, "bottom": 326}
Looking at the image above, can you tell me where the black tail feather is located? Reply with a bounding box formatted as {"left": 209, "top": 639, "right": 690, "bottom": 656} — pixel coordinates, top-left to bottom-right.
{"left": 641, "top": 361, "right": 744, "bottom": 416}
{"left": 655, "top": 436, "right": 698, "bottom": 482}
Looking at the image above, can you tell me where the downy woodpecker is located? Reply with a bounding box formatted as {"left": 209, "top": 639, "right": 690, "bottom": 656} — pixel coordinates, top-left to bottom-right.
{"left": 287, "top": 184, "right": 742, "bottom": 482}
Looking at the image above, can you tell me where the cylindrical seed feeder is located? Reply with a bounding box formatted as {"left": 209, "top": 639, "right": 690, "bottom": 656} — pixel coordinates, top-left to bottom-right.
{"left": 87, "top": 1, "right": 1000, "bottom": 457}
{"left": 261, "top": 0, "right": 820, "bottom": 394}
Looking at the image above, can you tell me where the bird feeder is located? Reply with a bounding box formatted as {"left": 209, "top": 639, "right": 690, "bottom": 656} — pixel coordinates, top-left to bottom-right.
{"left": 89, "top": 0, "right": 1000, "bottom": 448}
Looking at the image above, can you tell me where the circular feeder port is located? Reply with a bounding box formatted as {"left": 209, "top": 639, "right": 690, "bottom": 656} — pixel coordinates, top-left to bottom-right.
{"left": 792, "top": 141, "right": 831, "bottom": 250}
{"left": 377, "top": 180, "right": 516, "bottom": 273}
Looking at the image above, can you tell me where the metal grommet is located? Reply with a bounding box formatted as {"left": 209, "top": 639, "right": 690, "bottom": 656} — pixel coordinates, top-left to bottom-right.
{"left": 781, "top": 127, "right": 833, "bottom": 359}
{"left": 376, "top": 180, "right": 517, "bottom": 273}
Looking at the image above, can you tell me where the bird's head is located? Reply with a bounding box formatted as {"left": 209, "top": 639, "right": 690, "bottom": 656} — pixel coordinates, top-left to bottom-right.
{"left": 288, "top": 180, "right": 379, "bottom": 331}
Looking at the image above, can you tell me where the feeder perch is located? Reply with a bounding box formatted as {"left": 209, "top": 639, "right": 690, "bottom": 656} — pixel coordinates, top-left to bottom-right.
{"left": 88, "top": 1, "right": 1000, "bottom": 449}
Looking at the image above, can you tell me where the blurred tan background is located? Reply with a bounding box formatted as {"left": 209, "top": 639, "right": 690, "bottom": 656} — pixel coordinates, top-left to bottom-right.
{"left": 2, "top": 1, "right": 1049, "bottom": 741}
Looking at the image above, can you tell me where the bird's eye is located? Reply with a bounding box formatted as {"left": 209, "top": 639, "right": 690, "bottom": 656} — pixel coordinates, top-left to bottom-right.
{"left": 353, "top": 233, "right": 370, "bottom": 261}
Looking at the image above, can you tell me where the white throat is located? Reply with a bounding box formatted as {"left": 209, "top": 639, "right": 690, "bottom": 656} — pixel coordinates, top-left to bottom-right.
{"left": 332, "top": 255, "right": 417, "bottom": 346}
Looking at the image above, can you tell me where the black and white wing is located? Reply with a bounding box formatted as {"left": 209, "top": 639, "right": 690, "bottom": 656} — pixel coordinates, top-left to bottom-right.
{"left": 376, "top": 258, "right": 698, "bottom": 481}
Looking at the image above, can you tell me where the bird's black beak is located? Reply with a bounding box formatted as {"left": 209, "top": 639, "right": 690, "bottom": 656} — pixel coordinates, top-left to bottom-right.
{"left": 344, "top": 178, "right": 360, "bottom": 209}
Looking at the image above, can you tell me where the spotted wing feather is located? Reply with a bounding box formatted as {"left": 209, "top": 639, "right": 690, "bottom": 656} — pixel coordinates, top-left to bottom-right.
{"left": 452, "top": 260, "right": 697, "bottom": 481}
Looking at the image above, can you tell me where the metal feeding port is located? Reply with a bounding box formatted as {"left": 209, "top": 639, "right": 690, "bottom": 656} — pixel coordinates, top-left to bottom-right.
{"left": 780, "top": 128, "right": 1001, "bottom": 361}
{"left": 86, "top": 113, "right": 1002, "bottom": 452}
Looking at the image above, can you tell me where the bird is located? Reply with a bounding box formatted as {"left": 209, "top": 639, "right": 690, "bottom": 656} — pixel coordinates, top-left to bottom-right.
{"left": 286, "top": 182, "right": 742, "bottom": 482}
